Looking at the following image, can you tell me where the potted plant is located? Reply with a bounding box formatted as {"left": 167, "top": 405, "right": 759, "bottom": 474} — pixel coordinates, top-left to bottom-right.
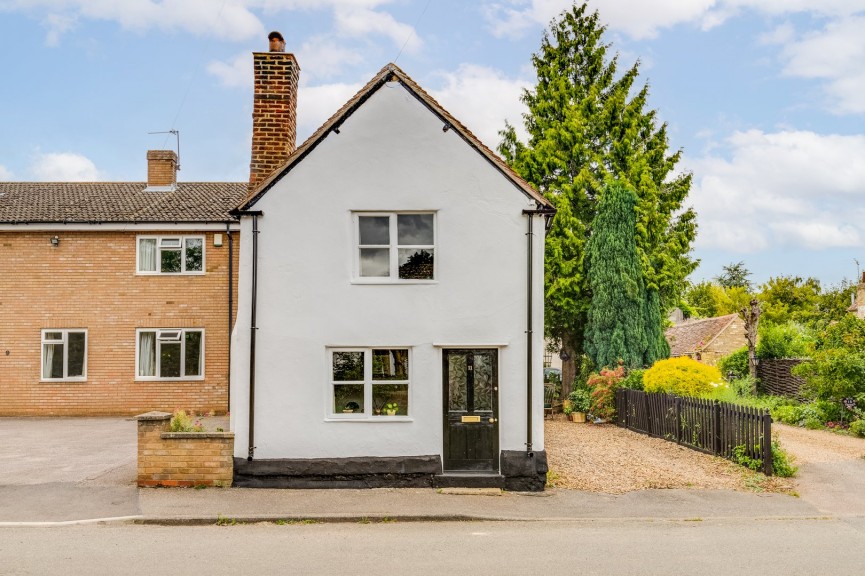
{"left": 567, "top": 388, "right": 590, "bottom": 423}
{"left": 384, "top": 402, "right": 399, "bottom": 416}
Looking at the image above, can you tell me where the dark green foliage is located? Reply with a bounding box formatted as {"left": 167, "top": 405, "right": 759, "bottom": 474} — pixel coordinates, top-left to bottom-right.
{"left": 756, "top": 321, "right": 813, "bottom": 359}
{"left": 715, "top": 261, "right": 752, "bottom": 290}
{"left": 718, "top": 347, "right": 749, "bottom": 380}
{"left": 619, "top": 369, "right": 644, "bottom": 391}
{"left": 584, "top": 181, "right": 652, "bottom": 368}
{"left": 794, "top": 316, "right": 865, "bottom": 400}
{"left": 498, "top": 2, "right": 695, "bottom": 374}
{"left": 731, "top": 441, "right": 797, "bottom": 478}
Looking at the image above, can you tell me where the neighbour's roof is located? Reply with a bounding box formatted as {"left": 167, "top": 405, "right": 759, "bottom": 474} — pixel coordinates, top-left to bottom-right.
{"left": 240, "top": 62, "right": 553, "bottom": 211}
{"left": 665, "top": 314, "right": 739, "bottom": 357}
{"left": 0, "top": 182, "right": 248, "bottom": 224}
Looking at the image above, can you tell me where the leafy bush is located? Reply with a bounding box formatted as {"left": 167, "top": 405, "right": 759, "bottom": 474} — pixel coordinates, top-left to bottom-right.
{"left": 731, "top": 440, "right": 797, "bottom": 477}
{"left": 756, "top": 321, "right": 813, "bottom": 359}
{"left": 567, "top": 388, "right": 591, "bottom": 412}
{"left": 619, "top": 369, "right": 644, "bottom": 391}
{"left": 586, "top": 366, "right": 624, "bottom": 420}
{"left": 794, "top": 316, "right": 865, "bottom": 401}
{"left": 718, "top": 347, "right": 749, "bottom": 380}
{"left": 643, "top": 357, "right": 722, "bottom": 397}
{"left": 849, "top": 420, "right": 865, "bottom": 438}
{"left": 772, "top": 404, "right": 806, "bottom": 425}
{"left": 169, "top": 409, "right": 204, "bottom": 433}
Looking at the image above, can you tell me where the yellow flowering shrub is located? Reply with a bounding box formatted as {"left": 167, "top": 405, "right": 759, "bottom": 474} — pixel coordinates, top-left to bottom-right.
{"left": 643, "top": 357, "right": 722, "bottom": 397}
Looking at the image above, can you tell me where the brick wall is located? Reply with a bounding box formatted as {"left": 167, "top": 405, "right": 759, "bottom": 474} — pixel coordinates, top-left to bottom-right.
{"left": 137, "top": 412, "right": 233, "bottom": 487}
{"left": 0, "top": 229, "right": 238, "bottom": 416}
{"left": 702, "top": 316, "right": 747, "bottom": 366}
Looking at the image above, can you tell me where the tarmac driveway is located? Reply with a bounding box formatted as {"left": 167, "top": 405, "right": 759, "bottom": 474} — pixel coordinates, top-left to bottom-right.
{"left": 0, "top": 418, "right": 139, "bottom": 523}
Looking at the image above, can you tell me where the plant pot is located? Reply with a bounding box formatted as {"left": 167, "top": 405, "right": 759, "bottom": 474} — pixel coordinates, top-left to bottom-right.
{"left": 570, "top": 411, "right": 586, "bottom": 423}
{"left": 385, "top": 410, "right": 397, "bottom": 416}
{"left": 342, "top": 409, "right": 354, "bottom": 414}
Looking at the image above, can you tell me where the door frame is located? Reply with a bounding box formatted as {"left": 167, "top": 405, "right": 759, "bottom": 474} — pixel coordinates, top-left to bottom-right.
{"left": 441, "top": 348, "right": 500, "bottom": 472}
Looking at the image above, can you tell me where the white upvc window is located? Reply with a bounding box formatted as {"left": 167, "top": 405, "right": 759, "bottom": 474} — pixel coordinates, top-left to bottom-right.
{"left": 137, "top": 235, "right": 204, "bottom": 274}
{"left": 354, "top": 212, "right": 435, "bottom": 282}
{"left": 328, "top": 348, "right": 410, "bottom": 419}
{"left": 41, "top": 329, "right": 87, "bottom": 381}
{"left": 136, "top": 328, "right": 204, "bottom": 380}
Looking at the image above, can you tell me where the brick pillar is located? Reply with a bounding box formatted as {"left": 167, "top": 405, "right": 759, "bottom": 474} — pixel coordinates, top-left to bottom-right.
{"left": 136, "top": 411, "right": 171, "bottom": 486}
{"left": 249, "top": 46, "right": 300, "bottom": 191}
{"left": 146, "top": 150, "right": 177, "bottom": 188}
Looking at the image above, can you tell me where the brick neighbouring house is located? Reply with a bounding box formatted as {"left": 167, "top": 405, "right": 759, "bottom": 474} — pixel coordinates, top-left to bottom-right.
{"left": 0, "top": 153, "right": 246, "bottom": 416}
{"left": 664, "top": 313, "right": 746, "bottom": 366}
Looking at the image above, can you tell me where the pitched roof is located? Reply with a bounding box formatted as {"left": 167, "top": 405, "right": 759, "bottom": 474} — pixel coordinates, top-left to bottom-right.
{"left": 240, "top": 63, "right": 553, "bottom": 211}
{"left": 665, "top": 314, "right": 739, "bottom": 357}
{"left": 0, "top": 182, "right": 247, "bottom": 224}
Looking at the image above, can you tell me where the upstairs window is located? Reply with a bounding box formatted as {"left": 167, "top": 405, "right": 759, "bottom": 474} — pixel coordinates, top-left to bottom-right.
{"left": 137, "top": 236, "right": 204, "bottom": 274}
{"left": 41, "top": 329, "right": 87, "bottom": 381}
{"left": 355, "top": 213, "right": 435, "bottom": 281}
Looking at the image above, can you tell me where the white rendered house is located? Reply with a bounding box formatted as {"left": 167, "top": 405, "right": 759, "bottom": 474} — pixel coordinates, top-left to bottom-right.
{"left": 230, "top": 51, "right": 554, "bottom": 490}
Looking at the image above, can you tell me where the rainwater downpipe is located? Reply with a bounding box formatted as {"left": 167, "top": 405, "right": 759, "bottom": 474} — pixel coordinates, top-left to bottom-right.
{"left": 247, "top": 212, "right": 262, "bottom": 461}
{"left": 523, "top": 210, "right": 535, "bottom": 454}
{"left": 522, "top": 205, "right": 556, "bottom": 456}
{"left": 226, "top": 221, "right": 233, "bottom": 413}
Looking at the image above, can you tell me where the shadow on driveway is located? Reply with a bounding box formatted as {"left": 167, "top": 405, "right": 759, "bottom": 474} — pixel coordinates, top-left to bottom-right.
{"left": 0, "top": 418, "right": 139, "bottom": 523}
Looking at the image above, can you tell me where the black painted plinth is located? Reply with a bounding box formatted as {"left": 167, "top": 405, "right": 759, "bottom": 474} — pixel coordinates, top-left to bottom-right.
{"left": 234, "top": 455, "right": 442, "bottom": 489}
{"left": 500, "top": 450, "right": 548, "bottom": 492}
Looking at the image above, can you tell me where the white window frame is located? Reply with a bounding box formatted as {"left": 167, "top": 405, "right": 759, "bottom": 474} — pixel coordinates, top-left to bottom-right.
{"left": 136, "top": 235, "right": 205, "bottom": 275}
{"left": 40, "top": 329, "right": 87, "bottom": 382}
{"left": 327, "top": 347, "right": 412, "bottom": 420}
{"left": 352, "top": 212, "right": 436, "bottom": 283}
{"left": 135, "top": 328, "right": 205, "bottom": 381}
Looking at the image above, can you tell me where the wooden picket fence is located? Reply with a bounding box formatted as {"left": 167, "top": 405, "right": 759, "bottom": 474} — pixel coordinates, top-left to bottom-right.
{"left": 614, "top": 389, "right": 773, "bottom": 475}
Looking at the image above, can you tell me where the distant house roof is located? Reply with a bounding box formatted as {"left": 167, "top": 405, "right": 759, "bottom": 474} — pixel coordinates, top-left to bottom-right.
{"left": 240, "top": 62, "right": 553, "bottom": 211}
{"left": 0, "top": 182, "right": 247, "bottom": 224}
{"left": 665, "top": 314, "right": 739, "bottom": 357}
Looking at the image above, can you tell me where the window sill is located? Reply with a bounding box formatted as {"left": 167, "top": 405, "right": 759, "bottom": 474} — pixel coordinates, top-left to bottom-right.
{"left": 135, "top": 272, "right": 206, "bottom": 276}
{"left": 40, "top": 378, "right": 87, "bottom": 383}
{"left": 324, "top": 416, "right": 413, "bottom": 422}
{"left": 135, "top": 377, "right": 206, "bottom": 382}
{"left": 350, "top": 279, "right": 438, "bottom": 285}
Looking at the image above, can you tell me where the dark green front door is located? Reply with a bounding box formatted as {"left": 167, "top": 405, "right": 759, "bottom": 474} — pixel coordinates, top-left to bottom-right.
{"left": 443, "top": 349, "right": 499, "bottom": 472}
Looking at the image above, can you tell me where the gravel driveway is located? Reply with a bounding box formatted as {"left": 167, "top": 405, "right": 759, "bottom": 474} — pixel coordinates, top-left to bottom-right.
{"left": 545, "top": 415, "right": 794, "bottom": 494}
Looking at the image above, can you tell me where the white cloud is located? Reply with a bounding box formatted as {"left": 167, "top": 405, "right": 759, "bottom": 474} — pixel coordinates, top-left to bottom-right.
{"left": 776, "top": 16, "right": 865, "bottom": 114}
{"left": 296, "top": 81, "right": 365, "bottom": 141}
{"left": 42, "top": 12, "right": 77, "bottom": 46}
{"left": 334, "top": 6, "right": 421, "bottom": 53}
{"left": 429, "top": 64, "right": 530, "bottom": 150}
{"left": 689, "top": 129, "right": 865, "bottom": 252}
{"left": 482, "top": 0, "right": 865, "bottom": 40}
{"left": 207, "top": 52, "right": 251, "bottom": 89}
{"left": 29, "top": 152, "right": 103, "bottom": 181}
{"left": 297, "top": 36, "right": 365, "bottom": 81}
{"left": 0, "top": 165, "right": 13, "bottom": 180}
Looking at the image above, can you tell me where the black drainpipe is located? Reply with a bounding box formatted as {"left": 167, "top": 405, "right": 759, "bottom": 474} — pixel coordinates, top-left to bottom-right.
{"left": 247, "top": 212, "right": 262, "bottom": 461}
{"left": 522, "top": 205, "right": 556, "bottom": 455}
{"left": 225, "top": 222, "right": 234, "bottom": 413}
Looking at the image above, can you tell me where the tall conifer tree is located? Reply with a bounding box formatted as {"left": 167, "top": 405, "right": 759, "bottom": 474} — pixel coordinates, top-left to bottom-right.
{"left": 499, "top": 3, "right": 692, "bottom": 390}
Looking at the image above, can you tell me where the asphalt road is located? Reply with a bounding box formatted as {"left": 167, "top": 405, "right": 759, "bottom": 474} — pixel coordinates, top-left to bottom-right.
{"left": 2, "top": 518, "right": 865, "bottom": 576}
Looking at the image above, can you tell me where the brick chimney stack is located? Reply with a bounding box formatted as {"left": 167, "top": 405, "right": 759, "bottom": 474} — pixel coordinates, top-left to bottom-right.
{"left": 146, "top": 150, "right": 178, "bottom": 189}
{"left": 249, "top": 31, "right": 299, "bottom": 190}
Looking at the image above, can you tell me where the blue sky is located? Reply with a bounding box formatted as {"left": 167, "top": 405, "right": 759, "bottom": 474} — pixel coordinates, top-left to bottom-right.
{"left": 1, "top": 0, "right": 863, "bottom": 289}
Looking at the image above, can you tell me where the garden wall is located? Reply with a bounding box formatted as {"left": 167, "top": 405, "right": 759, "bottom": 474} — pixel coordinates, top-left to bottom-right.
{"left": 757, "top": 358, "right": 806, "bottom": 397}
{"left": 136, "top": 411, "right": 234, "bottom": 487}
